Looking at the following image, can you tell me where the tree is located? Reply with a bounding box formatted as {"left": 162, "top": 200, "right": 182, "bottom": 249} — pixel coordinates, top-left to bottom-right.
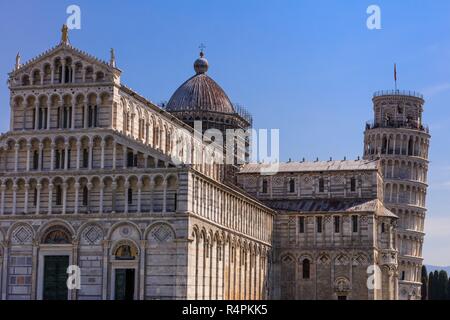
{"left": 421, "top": 266, "right": 428, "bottom": 300}
{"left": 448, "top": 279, "right": 450, "bottom": 300}
{"left": 428, "top": 272, "right": 434, "bottom": 300}
{"left": 437, "top": 270, "right": 449, "bottom": 300}
{"left": 431, "top": 271, "right": 440, "bottom": 299}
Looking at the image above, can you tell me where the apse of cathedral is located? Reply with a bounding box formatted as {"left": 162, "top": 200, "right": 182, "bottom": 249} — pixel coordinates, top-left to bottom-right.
{"left": 0, "top": 26, "right": 429, "bottom": 301}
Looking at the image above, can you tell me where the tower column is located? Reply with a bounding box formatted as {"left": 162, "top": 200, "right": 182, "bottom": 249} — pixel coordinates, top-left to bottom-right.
{"left": 24, "top": 183, "right": 29, "bottom": 214}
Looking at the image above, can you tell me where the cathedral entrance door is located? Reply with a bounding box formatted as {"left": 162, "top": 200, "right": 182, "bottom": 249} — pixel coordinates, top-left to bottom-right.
{"left": 43, "top": 255, "right": 69, "bottom": 300}
{"left": 114, "top": 269, "right": 135, "bottom": 300}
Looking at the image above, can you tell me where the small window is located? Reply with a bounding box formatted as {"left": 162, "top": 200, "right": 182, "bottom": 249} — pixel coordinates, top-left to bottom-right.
{"left": 55, "top": 185, "right": 62, "bottom": 206}
{"left": 334, "top": 216, "right": 340, "bottom": 233}
{"left": 82, "top": 149, "right": 89, "bottom": 168}
{"left": 88, "top": 105, "right": 98, "bottom": 128}
{"left": 33, "top": 151, "right": 39, "bottom": 170}
{"left": 299, "top": 217, "right": 305, "bottom": 233}
{"left": 128, "top": 188, "right": 133, "bottom": 205}
{"left": 262, "top": 180, "right": 268, "bottom": 194}
{"left": 127, "top": 151, "right": 134, "bottom": 167}
{"left": 401, "top": 271, "right": 405, "bottom": 280}
{"left": 67, "top": 149, "right": 71, "bottom": 169}
{"left": 316, "top": 216, "right": 323, "bottom": 233}
{"left": 350, "top": 177, "right": 356, "bottom": 192}
{"left": 82, "top": 186, "right": 89, "bottom": 206}
{"left": 381, "top": 222, "right": 385, "bottom": 233}
{"left": 302, "top": 259, "right": 310, "bottom": 279}
{"left": 319, "top": 178, "right": 325, "bottom": 193}
{"left": 289, "top": 179, "right": 295, "bottom": 193}
{"left": 352, "top": 215, "right": 358, "bottom": 233}
{"left": 33, "top": 188, "right": 38, "bottom": 206}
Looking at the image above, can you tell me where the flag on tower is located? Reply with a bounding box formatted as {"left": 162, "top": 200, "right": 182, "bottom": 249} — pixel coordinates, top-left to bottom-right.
{"left": 394, "top": 63, "right": 397, "bottom": 90}
{"left": 394, "top": 63, "right": 397, "bottom": 81}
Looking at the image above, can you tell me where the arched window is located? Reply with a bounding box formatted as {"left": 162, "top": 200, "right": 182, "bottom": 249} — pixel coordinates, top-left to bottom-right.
{"left": 114, "top": 243, "right": 138, "bottom": 260}
{"left": 408, "top": 137, "right": 413, "bottom": 156}
{"left": 96, "top": 71, "right": 104, "bottom": 82}
{"left": 85, "top": 66, "right": 94, "bottom": 82}
{"left": 32, "top": 70, "right": 41, "bottom": 85}
{"left": 22, "top": 75, "right": 30, "bottom": 86}
{"left": 302, "top": 259, "right": 310, "bottom": 279}
{"left": 64, "top": 65, "right": 73, "bottom": 83}
{"left": 43, "top": 227, "right": 71, "bottom": 244}
{"left": 382, "top": 137, "right": 388, "bottom": 154}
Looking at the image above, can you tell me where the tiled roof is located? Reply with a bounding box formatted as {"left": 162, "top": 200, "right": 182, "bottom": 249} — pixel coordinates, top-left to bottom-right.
{"left": 262, "top": 198, "right": 397, "bottom": 217}
{"left": 263, "top": 198, "right": 380, "bottom": 213}
{"left": 166, "top": 73, "right": 235, "bottom": 114}
{"left": 239, "top": 159, "right": 378, "bottom": 174}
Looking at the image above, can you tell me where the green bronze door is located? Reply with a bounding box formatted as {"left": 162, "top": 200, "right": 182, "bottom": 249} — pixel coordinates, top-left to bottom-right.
{"left": 114, "top": 269, "right": 135, "bottom": 300}
{"left": 43, "top": 255, "right": 69, "bottom": 300}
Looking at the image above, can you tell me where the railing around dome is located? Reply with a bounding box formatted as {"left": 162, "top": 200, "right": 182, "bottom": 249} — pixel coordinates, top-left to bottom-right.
{"left": 233, "top": 104, "right": 253, "bottom": 127}
{"left": 159, "top": 100, "right": 253, "bottom": 127}
{"left": 373, "top": 90, "right": 424, "bottom": 99}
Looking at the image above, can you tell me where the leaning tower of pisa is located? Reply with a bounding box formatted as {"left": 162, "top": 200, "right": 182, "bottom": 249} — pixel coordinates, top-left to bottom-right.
{"left": 363, "top": 90, "right": 430, "bottom": 300}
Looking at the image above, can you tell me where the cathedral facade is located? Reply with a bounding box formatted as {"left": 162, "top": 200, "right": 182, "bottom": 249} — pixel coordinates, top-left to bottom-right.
{"left": 0, "top": 27, "right": 429, "bottom": 300}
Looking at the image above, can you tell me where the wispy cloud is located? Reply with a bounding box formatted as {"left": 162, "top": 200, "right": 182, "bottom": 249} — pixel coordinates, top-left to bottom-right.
{"left": 423, "top": 216, "right": 450, "bottom": 265}
{"left": 422, "top": 82, "right": 450, "bottom": 97}
{"left": 429, "top": 180, "right": 450, "bottom": 191}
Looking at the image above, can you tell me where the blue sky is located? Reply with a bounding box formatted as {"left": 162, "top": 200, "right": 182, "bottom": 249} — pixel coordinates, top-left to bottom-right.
{"left": 0, "top": 0, "right": 449, "bottom": 265}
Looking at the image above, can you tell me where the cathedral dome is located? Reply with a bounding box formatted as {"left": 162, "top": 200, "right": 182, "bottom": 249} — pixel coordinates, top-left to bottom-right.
{"left": 166, "top": 52, "right": 235, "bottom": 114}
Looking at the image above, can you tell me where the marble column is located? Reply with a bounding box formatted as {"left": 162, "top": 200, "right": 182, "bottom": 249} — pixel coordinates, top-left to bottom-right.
{"left": 24, "top": 183, "right": 29, "bottom": 214}
{"left": 35, "top": 184, "right": 41, "bottom": 214}
{"left": 88, "top": 142, "right": 93, "bottom": 170}
{"left": 14, "top": 143, "right": 19, "bottom": 172}
{"left": 50, "top": 142, "right": 55, "bottom": 170}
{"left": 112, "top": 142, "right": 117, "bottom": 170}
{"left": 100, "top": 140, "right": 105, "bottom": 169}
{"left": 111, "top": 181, "right": 117, "bottom": 213}
{"left": 76, "top": 141, "right": 81, "bottom": 170}
{"left": 62, "top": 182, "right": 67, "bottom": 214}
{"left": 74, "top": 182, "right": 80, "bottom": 214}
{"left": 99, "top": 182, "right": 104, "bottom": 214}
{"left": 64, "top": 142, "right": 69, "bottom": 170}
{"left": 124, "top": 181, "right": 130, "bottom": 213}
{"left": 48, "top": 183, "right": 53, "bottom": 214}
{"left": 26, "top": 143, "right": 31, "bottom": 171}
{"left": 34, "top": 103, "right": 39, "bottom": 129}
{"left": 137, "top": 181, "right": 142, "bottom": 213}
